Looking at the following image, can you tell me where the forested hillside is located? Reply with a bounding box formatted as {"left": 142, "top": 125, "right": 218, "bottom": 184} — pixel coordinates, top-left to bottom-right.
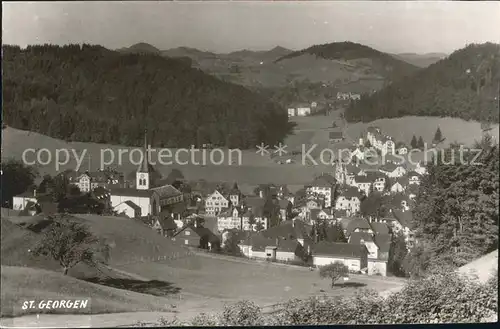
{"left": 275, "top": 41, "right": 419, "bottom": 82}
{"left": 346, "top": 43, "right": 500, "bottom": 123}
{"left": 2, "top": 44, "right": 293, "bottom": 148}
{"left": 407, "top": 135, "right": 499, "bottom": 275}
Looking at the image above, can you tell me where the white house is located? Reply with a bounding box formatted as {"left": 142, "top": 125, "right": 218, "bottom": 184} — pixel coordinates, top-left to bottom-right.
{"left": 205, "top": 190, "right": 230, "bottom": 216}
{"left": 305, "top": 174, "right": 336, "bottom": 208}
{"left": 287, "top": 108, "right": 296, "bottom": 117}
{"left": 379, "top": 163, "right": 407, "bottom": 178}
{"left": 353, "top": 176, "right": 372, "bottom": 196}
{"left": 396, "top": 142, "right": 409, "bottom": 155}
{"left": 113, "top": 200, "right": 142, "bottom": 218}
{"left": 12, "top": 190, "right": 38, "bottom": 211}
{"left": 335, "top": 188, "right": 362, "bottom": 216}
{"left": 390, "top": 181, "right": 405, "bottom": 193}
{"left": 311, "top": 241, "right": 368, "bottom": 273}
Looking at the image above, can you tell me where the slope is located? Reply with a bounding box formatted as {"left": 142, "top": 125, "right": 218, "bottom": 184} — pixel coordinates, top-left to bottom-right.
{"left": 1, "top": 266, "right": 176, "bottom": 317}
{"left": 458, "top": 249, "right": 498, "bottom": 284}
{"left": 2, "top": 44, "right": 291, "bottom": 149}
{"left": 393, "top": 52, "right": 447, "bottom": 68}
{"left": 346, "top": 43, "right": 500, "bottom": 123}
{"left": 275, "top": 41, "right": 419, "bottom": 84}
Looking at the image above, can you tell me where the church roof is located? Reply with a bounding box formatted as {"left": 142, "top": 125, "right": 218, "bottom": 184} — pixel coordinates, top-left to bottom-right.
{"left": 110, "top": 188, "right": 153, "bottom": 198}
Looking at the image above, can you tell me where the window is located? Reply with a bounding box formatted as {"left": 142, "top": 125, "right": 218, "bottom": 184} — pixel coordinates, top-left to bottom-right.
{"left": 185, "top": 240, "right": 189, "bottom": 245}
{"left": 185, "top": 231, "right": 191, "bottom": 236}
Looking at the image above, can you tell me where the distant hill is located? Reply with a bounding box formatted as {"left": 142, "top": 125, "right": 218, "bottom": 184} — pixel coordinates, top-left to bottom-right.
{"left": 275, "top": 41, "right": 419, "bottom": 86}
{"left": 2, "top": 44, "right": 292, "bottom": 148}
{"left": 117, "top": 42, "right": 161, "bottom": 55}
{"left": 393, "top": 52, "right": 448, "bottom": 68}
{"left": 345, "top": 43, "right": 500, "bottom": 123}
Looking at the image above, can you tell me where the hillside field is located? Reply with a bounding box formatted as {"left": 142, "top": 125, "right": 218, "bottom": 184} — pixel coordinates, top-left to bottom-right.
{"left": 2, "top": 114, "right": 498, "bottom": 189}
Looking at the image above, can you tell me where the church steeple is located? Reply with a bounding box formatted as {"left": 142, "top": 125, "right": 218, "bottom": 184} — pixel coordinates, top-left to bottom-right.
{"left": 136, "top": 129, "right": 150, "bottom": 190}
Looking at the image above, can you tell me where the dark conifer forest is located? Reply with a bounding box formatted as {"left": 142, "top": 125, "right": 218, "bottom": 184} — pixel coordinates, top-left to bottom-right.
{"left": 2, "top": 44, "right": 294, "bottom": 148}
{"left": 345, "top": 43, "right": 500, "bottom": 123}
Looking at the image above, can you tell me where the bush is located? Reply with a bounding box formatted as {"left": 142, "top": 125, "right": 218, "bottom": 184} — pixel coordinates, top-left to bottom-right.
{"left": 158, "top": 269, "right": 497, "bottom": 325}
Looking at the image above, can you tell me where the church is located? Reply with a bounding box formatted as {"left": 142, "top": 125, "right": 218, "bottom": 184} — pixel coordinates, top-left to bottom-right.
{"left": 110, "top": 133, "right": 183, "bottom": 219}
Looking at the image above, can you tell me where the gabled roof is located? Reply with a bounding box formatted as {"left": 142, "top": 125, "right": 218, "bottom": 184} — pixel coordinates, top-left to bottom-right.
{"left": 339, "top": 186, "right": 362, "bottom": 200}
{"left": 312, "top": 241, "right": 368, "bottom": 259}
{"left": 370, "top": 222, "right": 390, "bottom": 235}
{"left": 261, "top": 219, "right": 312, "bottom": 240}
{"left": 345, "top": 218, "right": 372, "bottom": 236}
{"left": 394, "top": 176, "right": 409, "bottom": 186}
{"left": 339, "top": 217, "right": 355, "bottom": 230}
{"left": 150, "top": 184, "right": 182, "bottom": 199}
{"left": 154, "top": 215, "right": 177, "bottom": 231}
{"left": 348, "top": 232, "right": 374, "bottom": 245}
{"left": 392, "top": 209, "right": 414, "bottom": 229}
{"left": 174, "top": 224, "right": 220, "bottom": 244}
{"left": 345, "top": 164, "right": 361, "bottom": 175}
{"left": 373, "top": 234, "right": 392, "bottom": 254}
{"left": 406, "top": 171, "right": 421, "bottom": 177}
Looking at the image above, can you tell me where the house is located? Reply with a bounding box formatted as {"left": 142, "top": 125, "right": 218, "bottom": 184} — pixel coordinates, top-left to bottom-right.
{"left": 260, "top": 219, "right": 313, "bottom": 248}
{"left": 335, "top": 187, "right": 362, "bottom": 216}
{"left": 390, "top": 177, "right": 408, "bottom": 193}
{"left": 305, "top": 174, "right": 336, "bottom": 208}
{"left": 353, "top": 175, "right": 372, "bottom": 196}
{"left": 310, "top": 208, "right": 335, "bottom": 223}
{"left": 239, "top": 234, "right": 306, "bottom": 262}
{"left": 396, "top": 142, "right": 408, "bottom": 155}
{"left": 217, "top": 205, "right": 268, "bottom": 232}
{"left": 12, "top": 189, "right": 40, "bottom": 211}
{"left": 390, "top": 209, "right": 416, "bottom": 248}
{"left": 172, "top": 222, "right": 220, "bottom": 250}
{"left": 228, "top": 183, "right": 243, "bottom": 207}
{"left": 379, "top": 136, "right": 396, "bottom": 156}
{"left": 288, "top": 104, "right": 312, "bottom": 117}
{"left": 113, "top": 200, "right": 142, "bottom": 218}
{"left": 345, "top": 218, "right": 373, "bottom": 237}
{"left": 205, "top": 190, "right": 230, "bottom": 216}
{"left": 407, "top": 171, "right": 421, "bottom": 185}
{"left": 348, "top": 232, "right": 379, "bottom": 259}
{"left": 379, "top": 163, "right": 407, "bottom": 178}
{"left": 366, "top": 172, "right": 387, "bottom": 192}
{"left": 287, "top": 108, "right": 296, "bottom": 117}
{"left": 152, "top": 214, "right": 178, "bottom": 237}
{"left": 278, "top": 199, "right": 292, "bottom": 221}
{"left": 73, "top": 171, "right": 109, "bottom": 193}
{"left": 311, "top": 241, "right": 368, "bottom": 273}
{"left": 329, "top": 131, "right": 344, "bottom": 143}
{"left": 371, "top": 233, "right": 391, "bottom": 276}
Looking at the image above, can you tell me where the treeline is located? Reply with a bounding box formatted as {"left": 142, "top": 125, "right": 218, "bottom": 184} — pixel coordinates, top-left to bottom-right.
{"left": 2, "top": 44, "right": 294, "bottom": 148}
{"left": 345, "top": 43, "right": 500, "bottom": 123}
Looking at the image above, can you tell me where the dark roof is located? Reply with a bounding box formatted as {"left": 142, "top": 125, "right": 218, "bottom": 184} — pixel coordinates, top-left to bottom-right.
{"left": 373, "top": 234, "right": 392, "bottom": 254}
{"left": 345, "top": 218, "right": 372, "bottom": 236}
{"left": 276, "top": 239, "right": 303, "bottom": 253}
{"left": 406, "top": 171, "right": 421, "bottom": 177}
{"left": 110, "top": 188, "right": 153, "bottom": 198}
{"left": 392, "top": 209, "right": 414, "bottom": 229}
{"left": 370, "top": 222, "right": 390, "bottom": 235}
{"left": 340, "top": 186, "right": 362, "bottom": 199}
{"left": 394, "top": 176, "right": 409, "bottom": 186}
{"left": 348, "top": 232, "right": 374, "bottom": 245}
{"left": 124, "top": 200, "right": 141, "bottom": 211}
{"left": 354, "top": 175, "right": 372, "bottom": 184}
{"left": 329, "top": 131, "right": 343, "bottom": 139}
{"left": 174, "top": 224, "right": 220, "bottom": 244}
{"left": 307, "top": 176, "right": 335, "bottom": 188}
{"left": 312, "top": 241, "right": 368, "bottom": 259}
{"left": 154, "top": 216, "right": 177, "bottom": 231}
{"left": 345, "top": 164, "right": 361, "bottom": 175}
{"left": 151, "top": 184, "right": 182, "bottom": 199}
{"left": 261, "top": 219, "right": 312, "bottom": 240}
{"left": 379, "top": 163, "right": 400, "bottom": 172}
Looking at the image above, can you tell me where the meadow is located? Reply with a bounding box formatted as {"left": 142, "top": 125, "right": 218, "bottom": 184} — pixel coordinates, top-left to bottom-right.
{"left": 2, "top": 113, "right": 497, "bottom": 189}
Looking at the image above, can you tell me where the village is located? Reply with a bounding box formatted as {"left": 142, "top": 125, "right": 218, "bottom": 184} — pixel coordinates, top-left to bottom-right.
{"left": 10, "top": 124, "right": 431, "bottom": 278}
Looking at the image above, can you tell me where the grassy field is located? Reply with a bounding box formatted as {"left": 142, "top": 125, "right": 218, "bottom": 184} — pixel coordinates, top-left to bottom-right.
{"left": 0, "top": 266, "right": 177, "bottom": 317}
{"left": 3, "top": 112, "right": 497, "bottom": 187}
{"left": 116, "top": 253, "right": 407, "bottom": 307}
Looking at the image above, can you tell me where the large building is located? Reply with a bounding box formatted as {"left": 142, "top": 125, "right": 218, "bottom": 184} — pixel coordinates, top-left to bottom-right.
{"left": 109, "top": 133, "right": 183, "bottom": 218}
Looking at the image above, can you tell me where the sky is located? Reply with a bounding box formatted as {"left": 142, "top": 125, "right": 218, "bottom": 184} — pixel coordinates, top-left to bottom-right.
{"left": 2, "top": 1, "right": 500, "bottom": 55}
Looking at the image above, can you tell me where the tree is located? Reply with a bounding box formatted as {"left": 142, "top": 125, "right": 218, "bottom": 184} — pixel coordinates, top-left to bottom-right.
{"left": 1, "top": 159, "right": 37, "bottom": 207}
{"left": 433, "top": 126, "right": 443, "bottom": 144}
{"left": 221, "top": 232, "right": 243, "bottom": 256}
{"left": 166, "top": 169, "right": 184, "bottom": 185}
{"left": 417, "top": 136, "right": 425, "bottom": 150}
{"left": 388, "top": 231, "right": 409, "bottom": 277}
{"left": 364, "top": 139, "right": 372, "bottom": 148}
{"left": 410, "top": 135, "right": 418, "bottom": 149}
{"left": 319, "top": 261, "right": 349, "bottom": 288}
{"left": 32, "top": 215, "right": 110, "bottom": 275}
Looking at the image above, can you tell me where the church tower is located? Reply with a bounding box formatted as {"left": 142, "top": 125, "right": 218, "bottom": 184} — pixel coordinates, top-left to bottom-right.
{"left": 136, "top": 130, "right": 150, "bottom": 190}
